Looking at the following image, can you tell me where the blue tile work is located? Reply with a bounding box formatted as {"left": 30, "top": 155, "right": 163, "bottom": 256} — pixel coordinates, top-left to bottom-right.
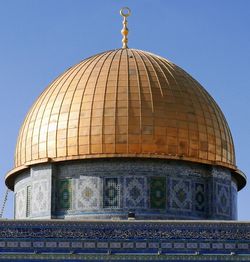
{"left": 150, "top": 177, "right": 166, "bottom": 209}
{"left": 194, "top": 183, "right": 206, "bottom": 212}
{"left": 231, "top": 180, "right": 238, "bottom": 219}
{"left": 211, "top": 166, "right": 234, "bottom": 220}
{"left": 216, "top": 183, "right": 230, "bottom": 216}
{"left": 103, "top": 178, "right": 120, "bottom": 208}
{"left": 169, "top": 178, "right": 192, "bottom": 211}
{"left": 124, "top": 177, "right": 147, "bottom": 209}
{"left": 0, "top": 220, "right": 249, "bottom": 261}
{"left": 14, "top": 159, "right": 238, "bottom": 220}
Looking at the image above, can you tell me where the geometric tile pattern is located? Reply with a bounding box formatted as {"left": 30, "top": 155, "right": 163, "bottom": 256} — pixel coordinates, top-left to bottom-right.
{"left": 74, "top": 177, "right": 100, "bottom": 210}
{"left": 31, "top": 180, "right": 49, "bottom": 215}
{"left": 216, "top": 182, "right": 230, "bottom": 216}
{"left": 57, "top": 179, "right": 72, "bottom": 210}
{"left": 103, "top": 178, "right": 120, "bottom": 208}
{"left": 150, "top": 177, "right": 166, "bottom": 209}
{"left": 1, "top": 220, "right": 250, "bottom": 261}
{"left": 26, "top": 186, "right": 31, "bottom": 217}
{"left": 13, "top": 160, "right": 238, "bottom": 220}
{"left": 15, "top": 188, "right": 26, "bottom": 219}
{"left": 2, "top": 220, "right": 250, "bottom": 240}
{"left": 231, "top": 181, "right": 237, "bottom": 219}
{"left": 0, "top": 253, "right": 249, "bottom": 261}
{"left": 194, "top": 183, "right": 206, "bottom": 212}
{"left": 124, "top": 177, "right": 147, "bottom": 208}
{"left": 170, "top": 179, "right": 191, "bottom": 211}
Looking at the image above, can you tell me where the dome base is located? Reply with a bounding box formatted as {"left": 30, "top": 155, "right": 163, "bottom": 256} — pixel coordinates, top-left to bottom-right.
{"left": 13, "top": 158, "right": 237, "bottom": 220}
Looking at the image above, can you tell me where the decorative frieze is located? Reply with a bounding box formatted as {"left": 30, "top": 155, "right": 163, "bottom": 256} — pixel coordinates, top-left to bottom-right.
{"left": 0, "top": 220, "right": 249, "bottom": 260}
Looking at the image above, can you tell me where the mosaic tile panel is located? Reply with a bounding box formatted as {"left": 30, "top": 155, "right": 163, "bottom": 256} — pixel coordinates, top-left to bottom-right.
{"left": 124, "top": 177, "right": 147, "bottom": 209}
{"left": 26, "top": 186, "right": 31, "bottom": 217}
{"left": 31, "top": 180, "right": 49, "bottom": 215}
{"left": 194, "top": 183, "right": 206, "bottom": 213}
{"left": 1, "top": 219, "right": 250, "bottom": 260}
{"left": 13, "top": 159, "right": 238, "bottom": 220}
{"left": 103, "top": 178, "right": 120, "bottom": 208}
{"left": 231, "top": 181, "right": 237, "bottom": 219}
{"left": 74, "top": 177, "right": 100, "bottom": 210}
{"left": 170, "top": 179, "right": 191, "bottom": 211}
{"left": 216, "top": 182, "right": 230, "bottom": 216}
{"left": 15, "top": 188, "right": 26, "bottom": 219}
{"left": 97, "top": 242, "right": 108, "bottom": 248}
{"left": 150, "top": 177, "right": 166, "bottom": 209}
{"left": 57, "top": 179, "right": 72, "bottom": 210}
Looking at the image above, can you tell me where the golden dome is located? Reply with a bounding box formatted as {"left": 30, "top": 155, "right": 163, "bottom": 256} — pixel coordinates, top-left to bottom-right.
{"left": 6, "top": 48, "right": 246, "bottom": 189}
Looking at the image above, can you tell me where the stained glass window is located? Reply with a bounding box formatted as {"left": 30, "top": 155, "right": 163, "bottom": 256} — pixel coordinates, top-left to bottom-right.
{"left": 103, "top": 178, "right": 120, "bottom": 208}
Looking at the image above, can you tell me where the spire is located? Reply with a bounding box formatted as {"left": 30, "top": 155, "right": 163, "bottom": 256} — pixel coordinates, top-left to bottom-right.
{"left": 120, "top": 7, "right": 131, "bottom": 48}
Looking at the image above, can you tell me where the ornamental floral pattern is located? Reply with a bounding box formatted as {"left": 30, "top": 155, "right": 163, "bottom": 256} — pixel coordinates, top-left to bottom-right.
{"left": 103, "top": 178, "right": 120, "bottom": 208}
{"left": 15, "top": 188, "right": 26, "bottom": 219}
{"left": 124, "top": 177, "right": 147, "bottom": 209}
{"left": 216, "top": 182, "right": 230, "bottom": 216}
{"left": 32, "top": 180, "right": 49, "bottom": 215}
{"left": 170, "top": 179, "right": 191, "bottom": 211}
{"left": 74, "top": 177, "right": 100, "bottom": 210}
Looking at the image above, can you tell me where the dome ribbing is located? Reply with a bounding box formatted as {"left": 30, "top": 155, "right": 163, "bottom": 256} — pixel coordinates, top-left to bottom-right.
{"left": 6, "top": 48, "right": 245, "bottom": 190}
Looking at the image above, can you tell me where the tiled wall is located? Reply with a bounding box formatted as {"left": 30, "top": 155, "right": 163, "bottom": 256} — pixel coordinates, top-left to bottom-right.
{"left": 0, "top": 220, "right": 250, "bottom": 260}
{"left": 14, "top": 159, "right": 237, "bottom": 220}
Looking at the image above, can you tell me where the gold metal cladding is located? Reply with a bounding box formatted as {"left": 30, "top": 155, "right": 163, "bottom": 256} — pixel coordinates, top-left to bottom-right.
{"left": 120, "top": 7, "right": 131, "bottom": 48}
{"left": 6, "top": 48, "right": 245, "bottom": 190}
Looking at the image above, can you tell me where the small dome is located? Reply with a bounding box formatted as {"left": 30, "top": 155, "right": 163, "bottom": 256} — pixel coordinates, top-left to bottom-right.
{"left": 5, "top": 48, "right": 245, "bottom": 189}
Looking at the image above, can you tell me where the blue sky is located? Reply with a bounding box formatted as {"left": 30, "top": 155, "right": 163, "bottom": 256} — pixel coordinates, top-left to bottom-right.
{"left": 0, "top": 0, "right": 250, "bottom": 219}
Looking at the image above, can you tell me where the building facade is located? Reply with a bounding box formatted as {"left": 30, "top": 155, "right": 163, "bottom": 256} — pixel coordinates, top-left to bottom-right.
{"left": 1, "top": 8, "right": 249, "bottom": 261}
